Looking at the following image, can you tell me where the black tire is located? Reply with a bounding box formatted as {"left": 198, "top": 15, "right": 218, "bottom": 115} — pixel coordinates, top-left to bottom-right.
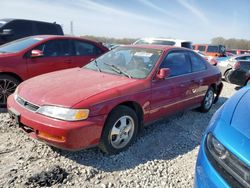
{"left": 0, "top": 75, "right": 20, "bottom": 108}
{"left": 199, "top": 87, "right": 215, "bottom": 113}
{"left": 245, "top": 78, "right": 250, "bottom": 86}
{"left": 99, "top": 105, "right": 138, "bottom": 154}
{"left": 224, "top": 70, "right": 230, "bottom": 82}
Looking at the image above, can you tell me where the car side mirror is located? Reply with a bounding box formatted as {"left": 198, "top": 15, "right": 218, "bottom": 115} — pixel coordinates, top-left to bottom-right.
{"left": 0, "top": 29, "right": 14, "bottom": 36}
{"left": 31, "top": 49, "right": 44, "bottom": 58}
{"left": 156, "top": 68, "right": 170, "bottom": 80}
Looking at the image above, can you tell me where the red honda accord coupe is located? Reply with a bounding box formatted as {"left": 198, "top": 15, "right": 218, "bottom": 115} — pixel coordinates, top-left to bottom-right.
{"left": 0, "top": 35, "right": 108, "bottom": 107}
{"left": 7, "top": 45, "right": 223, "bottom": 154}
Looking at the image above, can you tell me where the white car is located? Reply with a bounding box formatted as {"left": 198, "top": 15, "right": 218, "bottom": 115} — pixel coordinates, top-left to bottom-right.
{"left": 133, "top": 38, "right": 192, "bottom": 49}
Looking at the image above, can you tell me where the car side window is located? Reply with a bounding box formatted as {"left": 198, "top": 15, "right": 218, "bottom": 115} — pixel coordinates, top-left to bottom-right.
{"left": 73, "top": 40, "right": 102, "bottom": 56}
{"left": 35, "top": 40, "right": 72, "bottom": 57}
{"left": 189, "top": 52, "right": 207, "bottom": 72}
{"left": 160, "top": 51, "right": 191, "bottom": 77}
{"left": 198, "top": 46, "right": 206, "bottom": 52}
{"left": 35, "top": 23, "right": 58, "bottom": 35}
{"left": 5, "top": 21, "right": 33, "bottom": 38}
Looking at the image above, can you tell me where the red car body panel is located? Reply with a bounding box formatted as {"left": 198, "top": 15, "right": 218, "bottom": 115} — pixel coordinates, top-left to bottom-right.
{"left": 7, "top": 45, "right": 223, "bottom": 150}
{"left": 0, "top": 35, "right": 108, "bottom": 81}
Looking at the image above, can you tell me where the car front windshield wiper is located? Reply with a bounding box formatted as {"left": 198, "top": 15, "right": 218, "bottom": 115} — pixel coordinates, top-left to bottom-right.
{"left": 94, "top": 60, "right": 101, "bottom": 72}
{"left": 104, "top": 62, "right": 132, "bottom": 78}
{"left": 0, "top": 51, "right": 6, "bottom": 54}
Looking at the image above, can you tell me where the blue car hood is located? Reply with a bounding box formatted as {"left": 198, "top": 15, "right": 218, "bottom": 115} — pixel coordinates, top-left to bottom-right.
{"left": 213, "top": 86, "right": 250, "bottom": 166}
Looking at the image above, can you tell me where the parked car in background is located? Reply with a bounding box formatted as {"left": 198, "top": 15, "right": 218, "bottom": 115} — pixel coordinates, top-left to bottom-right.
{"left": 0, "top": 35, "right": 108, "bottom": 107}
{"left": 227, "top": 49, "right": 250, "bottom": 55}
{"left": 133, "top": 38, "right": 192, "bottom": 49}
{"left": 8, "top": 45, "right": 222, "bottom": 154}
{"left": 193, "top": 44, "right": 226, "bottom": 57}
{"left": 217, "top": 54, "right": 250, "bottom": 81}
{"left": 226, "top": 59, "right": 250, "bottom": 86}
{"left": 195, "top": 85, "right": 250, "bottom": 188}
{"left": 0, "top": 19, "right": 63, "bottom": 45}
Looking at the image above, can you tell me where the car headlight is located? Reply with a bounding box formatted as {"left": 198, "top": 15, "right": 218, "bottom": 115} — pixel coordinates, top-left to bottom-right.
{"left": 206, "top": 133, "right": 250, "bottom": 187}
{"left": 37, "top": 106, "right": 89, "bottom": 121}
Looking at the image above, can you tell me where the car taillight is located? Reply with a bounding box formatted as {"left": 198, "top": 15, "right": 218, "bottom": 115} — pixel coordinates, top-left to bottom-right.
{"left": 210, "top": 58, "right": 218, "bottom": 66}
{"left": 233, "top": 61, "right": 240, "bottom": 70}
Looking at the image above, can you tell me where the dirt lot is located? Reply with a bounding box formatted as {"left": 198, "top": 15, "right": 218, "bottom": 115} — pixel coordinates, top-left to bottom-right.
{"left": 0, "top": 81, "right": 238, "bottom": 188}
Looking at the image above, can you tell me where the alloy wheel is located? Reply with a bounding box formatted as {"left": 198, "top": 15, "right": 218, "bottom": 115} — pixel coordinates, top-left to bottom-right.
{"left": 204, "top": 89, "right": 214, "bottom": 110}
{"left": 109, "top": 115, "right": 135, "bottom": 149}
{"left": 0, "top": 79, "right": 17, "bottom": 105}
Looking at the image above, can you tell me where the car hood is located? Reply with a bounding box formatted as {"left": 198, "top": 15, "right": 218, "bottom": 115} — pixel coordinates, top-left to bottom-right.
{"left": 212, "top": 87, "right": 250, "bottom": 165}
{"left": 18, "top": 68, "right": 140, "bottom": 107}
{"left": 0, "top": 52, "right": 18, "bottom": 58}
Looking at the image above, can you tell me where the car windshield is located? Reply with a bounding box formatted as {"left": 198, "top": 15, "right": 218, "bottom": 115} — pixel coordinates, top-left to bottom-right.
{"left": 0, "top": 20, "right": 6, "bottom": 27}
{"left": 207, "top": 46, "right": 219, "bottom": 53}
{"left": 0, "top": 37, "right": 44, "bottom": 53}
{"left": 84, "top": 47, "right": 162, "bottom": 79}
{"left": 135, "top": 39, "right": 175, "bottom": 46}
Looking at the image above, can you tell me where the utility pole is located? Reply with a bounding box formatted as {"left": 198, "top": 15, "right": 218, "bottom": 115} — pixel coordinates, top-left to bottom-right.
{"left": 70, "top": 21, "right": 74, "bottom": 35}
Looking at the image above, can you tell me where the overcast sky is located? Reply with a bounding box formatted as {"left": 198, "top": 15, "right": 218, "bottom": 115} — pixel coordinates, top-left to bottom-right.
{"left": 1, "top": 0, "right": 250, "bottom": 43}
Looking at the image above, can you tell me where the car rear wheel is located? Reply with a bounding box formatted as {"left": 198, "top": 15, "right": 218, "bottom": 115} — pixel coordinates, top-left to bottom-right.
{"left": 0, "top": 75, "right": 20, "bottom": 108}
{"left": 224, "top": 70, "right": 230, "bottom": 82}
{"left": 99, "top": 105, "right": 138, "bottom": 154}
{"left": 199, "top": 87, "right": 215, "bottom": 113}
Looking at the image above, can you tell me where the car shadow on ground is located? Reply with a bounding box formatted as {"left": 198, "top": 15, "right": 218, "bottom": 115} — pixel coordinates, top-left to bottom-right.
{"left": 55, "top": 97, "right": 228, "bottom": 172}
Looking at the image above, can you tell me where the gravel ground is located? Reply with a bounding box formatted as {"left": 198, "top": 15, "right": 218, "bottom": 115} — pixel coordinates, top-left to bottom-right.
{"left": 0, "top": 81, "right": 238, "bottom": 188}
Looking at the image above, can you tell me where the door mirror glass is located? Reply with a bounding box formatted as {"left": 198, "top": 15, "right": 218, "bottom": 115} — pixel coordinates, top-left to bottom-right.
{"left": 31, "top": 49, "right": 44, "bottom": 58}
{"left": 156, "top": 68, "right": 170, "bottom": 80}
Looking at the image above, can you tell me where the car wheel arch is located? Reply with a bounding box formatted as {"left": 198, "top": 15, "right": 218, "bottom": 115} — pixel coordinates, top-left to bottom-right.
{"left": 103, "top": 101, "right": 144, "bottom": 132}
{"left": 0, "top": 72, "right": 23, "bottom": 83}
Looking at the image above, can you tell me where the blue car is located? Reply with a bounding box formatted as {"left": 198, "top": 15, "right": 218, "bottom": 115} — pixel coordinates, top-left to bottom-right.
{"left": 195, "top": 85, "right": 250, "bottom": 188}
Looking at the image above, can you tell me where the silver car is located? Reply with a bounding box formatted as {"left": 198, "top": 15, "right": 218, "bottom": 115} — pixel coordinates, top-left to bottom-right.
{"left": 217, "top": 54, "right": 250, "bottom": 80}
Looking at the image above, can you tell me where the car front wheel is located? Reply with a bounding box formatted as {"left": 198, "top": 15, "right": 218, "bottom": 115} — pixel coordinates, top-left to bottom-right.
{"left": 0, "top": 75, "right": 20, "bottom": 108}
{"left": 99, "top": 105, "right": 138, "bottom": 154}
{"left": 199, "top": 87, "right": 215, "bottom": 113}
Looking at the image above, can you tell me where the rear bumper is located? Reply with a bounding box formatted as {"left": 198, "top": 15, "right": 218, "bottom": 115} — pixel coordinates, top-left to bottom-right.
{"left": 7, "top": 95, "right": 106, "bottom": 150}
{"left": 227, "top": 70, "right": 246, "bottom": 86}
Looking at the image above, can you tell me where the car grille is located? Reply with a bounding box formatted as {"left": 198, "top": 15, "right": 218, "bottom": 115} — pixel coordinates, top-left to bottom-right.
{"left": 16, "top": 96, "right": 40, "bottom": 112}
{"left": 205, "top": 145, "right": 244, "bottom": 188}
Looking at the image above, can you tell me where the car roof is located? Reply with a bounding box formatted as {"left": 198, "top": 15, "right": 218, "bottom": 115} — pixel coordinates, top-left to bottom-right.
{"left": 137, "top": 37, "right": 191, "bottom": 43}
{"left": 120, "top": 44, "right": 190, "bottom": 52}
{"left": 0, "top": 18, "right": 59, "bottom": 25}
{"left": 24, "top": 35, "right": 100, "bottom": 43}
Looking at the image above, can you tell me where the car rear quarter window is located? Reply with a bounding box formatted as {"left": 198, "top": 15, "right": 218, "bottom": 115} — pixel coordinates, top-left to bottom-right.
{"left": 181, "top": 42, "right": 192, "bottom": 49}
{"left": 73, "top": 40, "right": 102, "bottom": 56}
{"left": 160, "top": 51, "right": 191, "bottom": 77}
{"left": 198, "top": 46, "right": 206, "bottom": 52}
{"left": 189, "top": 52, "right": 206, "bottom": 72}
{"left": 35, "top": 23, "right": 59, "bottom": 35}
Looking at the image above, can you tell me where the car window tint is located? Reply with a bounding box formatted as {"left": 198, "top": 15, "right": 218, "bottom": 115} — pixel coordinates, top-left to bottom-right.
{"left": 35, "top": 40, "right": 72, "bottom": 57}
{"left": 181, "top": 42, "right": 192, "bottom": 49}
{"left": 35, "top": 23, "right": 58, "bottom": 35}
{"left": 6, "top": 21, "right": 33, "bottom": 38}
{"left": 73, "top": 40, "right": 102, "bottom": 56}
{"left": 189, "top": 52, "right": 206, "bottom": 72}
{"left": 160, "top": 51, "right": 191, "bottom": 77}
{"left": 198, "top": 46, "right": 206, "bottom": 52}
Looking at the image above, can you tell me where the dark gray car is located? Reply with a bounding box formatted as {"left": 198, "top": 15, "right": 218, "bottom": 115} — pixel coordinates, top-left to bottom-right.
{"left": 217, "top": 54, "right": 250, "bottom": 80}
